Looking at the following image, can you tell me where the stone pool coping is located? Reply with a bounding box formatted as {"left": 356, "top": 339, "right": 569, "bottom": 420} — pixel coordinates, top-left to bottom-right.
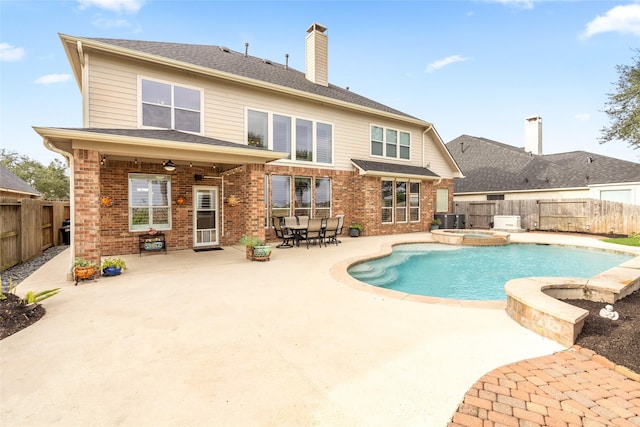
{"left": 431, "top": 228, "right": 511, "bottom": 246}
{"left": 505, "top": 255, "right": 640, "bottom": 346}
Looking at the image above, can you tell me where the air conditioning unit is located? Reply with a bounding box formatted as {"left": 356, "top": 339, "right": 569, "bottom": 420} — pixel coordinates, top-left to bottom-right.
{"left": 492, "top": 215, "right": 522, "bottom": 231}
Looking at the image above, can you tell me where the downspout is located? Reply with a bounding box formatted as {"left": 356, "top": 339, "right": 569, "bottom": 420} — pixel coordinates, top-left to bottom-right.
{"left": 43, "top": 139, "right": 75, "bottom": 281}
{"left": 422, "top": 125, "right": 442, "bottom": 185}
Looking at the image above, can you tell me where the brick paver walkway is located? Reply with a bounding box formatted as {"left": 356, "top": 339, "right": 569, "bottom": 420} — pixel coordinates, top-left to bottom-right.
{"left": 449, "top": 346, "right": 640, "bottom": 427}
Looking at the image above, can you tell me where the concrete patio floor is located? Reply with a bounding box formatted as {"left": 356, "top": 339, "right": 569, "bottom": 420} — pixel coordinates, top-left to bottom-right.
{"left": 2, "top": 232, "right": 636, "bottom": 426}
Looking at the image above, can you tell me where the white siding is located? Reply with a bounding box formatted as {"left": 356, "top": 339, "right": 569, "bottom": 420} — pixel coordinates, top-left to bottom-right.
{"left": 86, "top": 52, "right": 455, "bottom": 175}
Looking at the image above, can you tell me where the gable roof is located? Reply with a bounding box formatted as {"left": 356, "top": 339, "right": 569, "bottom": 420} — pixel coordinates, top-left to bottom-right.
{"left": 61, "top": 34, "right": 425, "bottom": 125}
{"left": 351, "top": 159, "right": 440, "bottom": 180}
{"left": 0, "top": 164, "right": 41, "bottom": 196}
{"left": 446, "top": 135, "right": 640, "bottom": 194}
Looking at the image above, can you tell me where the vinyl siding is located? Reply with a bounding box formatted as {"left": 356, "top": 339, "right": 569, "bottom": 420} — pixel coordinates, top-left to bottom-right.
{"left": 86, "top": 52, "right": 454, "bottom": 176}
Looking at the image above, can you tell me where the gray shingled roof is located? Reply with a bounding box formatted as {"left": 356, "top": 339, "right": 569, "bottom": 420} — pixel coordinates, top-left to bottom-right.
{"left": 87, "top": 37, "right": 418, "bottom": 120}
{"left": 66, "top": 128, "right": 275, "bottom": 152}
{"left": 351, "top": 159, "right": 439, "bottom": 178}
{"left": 446, "top": 135, "right": 640, "bottom": 193}
{"left": 0, "top": 164, "right": 41, "bottom": 196}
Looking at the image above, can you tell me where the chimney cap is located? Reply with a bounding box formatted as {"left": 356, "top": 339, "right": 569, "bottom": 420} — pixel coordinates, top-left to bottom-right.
{"left": 307, "top": 23, "right": 327, "bottom": 34}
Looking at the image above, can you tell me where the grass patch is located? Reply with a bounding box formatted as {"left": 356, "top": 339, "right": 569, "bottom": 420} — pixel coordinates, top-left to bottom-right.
{"left": 602, "top": 233, "right": 640, "bottom": 247}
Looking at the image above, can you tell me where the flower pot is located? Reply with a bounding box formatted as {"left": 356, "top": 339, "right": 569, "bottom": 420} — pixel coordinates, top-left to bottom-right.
{"left": 252, "top": 245, "right": 272, "bottom": 261}
{"left": 431, "top": 224, "right": 440, "bottom": 230}
{"left": 349, "top": 228, "right": 360, "bottom": 237}
{"left": 102, "top": 266, "right": 122, "bottom": 276}
{"left": 74, "top": 266, "right": 96, "bottom": 280}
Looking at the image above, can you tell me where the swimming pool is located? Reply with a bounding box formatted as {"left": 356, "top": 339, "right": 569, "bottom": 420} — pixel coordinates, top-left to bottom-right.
{"left": 347, "top": 243, "right": 634, "bottom": 301}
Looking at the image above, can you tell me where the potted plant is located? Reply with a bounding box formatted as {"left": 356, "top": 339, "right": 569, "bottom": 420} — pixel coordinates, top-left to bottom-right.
{"left": 349, "top": 223, "right": 363, "bottom": 237}
{"left": 73, "top": 258, "right": 97, "bottom": 284}
{"left": 240, "top": 235, "right": 271, "bottom": 261}
{"left": 431, "top": 218, "right": 442, "bottom": 230}
{"left": 101, "top": 258, "right": 127, "bottom": 276}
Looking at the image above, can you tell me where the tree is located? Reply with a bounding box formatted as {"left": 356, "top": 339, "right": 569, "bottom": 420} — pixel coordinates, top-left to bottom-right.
{"left": 600, "top": 49, "right": 640, "bottom": 150}
{"left": 0, "top": 149, "right": 70, "bottom": 200}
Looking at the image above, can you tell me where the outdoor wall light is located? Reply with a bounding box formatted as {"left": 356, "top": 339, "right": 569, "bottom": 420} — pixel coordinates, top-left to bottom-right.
{"left": 100, "top": 155, "right": 106, "bottom": 166}
{"left": 163, "top": 160, "right": 176, "bottom": 171}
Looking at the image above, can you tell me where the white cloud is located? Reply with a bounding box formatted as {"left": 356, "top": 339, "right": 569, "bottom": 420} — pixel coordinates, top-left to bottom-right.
{"left": 426, "top": 55, "right": 469, "bottom": 73}
{"left": 77, "top": 0, "right": 143, "bottom": 14}
{"left": 92, "top": 14, "right": 132, "bottom": 28}
{"left": 582, "top": 4, "right": 640, "bottom": 38}
{"left": 574, "top": 113, "right": 591, "bottom": 122}
{"left": 0, "top": 43, "right": 26, "bottom": 62}
{"left": 34, "top": 74, "right": 71, "bottom": 85}
{"left": 483, "top": 0, "right": 535, "bottom": 10}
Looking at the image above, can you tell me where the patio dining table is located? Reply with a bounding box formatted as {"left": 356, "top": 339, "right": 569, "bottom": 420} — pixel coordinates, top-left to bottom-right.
{"left": 285, "top": 224, "right": 311, "bottom": 247}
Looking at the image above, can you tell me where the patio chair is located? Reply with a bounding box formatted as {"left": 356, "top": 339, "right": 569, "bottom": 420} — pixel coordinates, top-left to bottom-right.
{"left": 300, "top": 217, "right": 324, "bottom": 248}
{"left": 335, "top": 214, "right": 345, "bottom": 244}
{"left": 272, "top": 216, "right": 293, "bottom": 248}
{"left": 323, "top": 217, "right": 340, "bottom": 246}
{"left": 296, "top": 215, "right": 309, "bottom": 227}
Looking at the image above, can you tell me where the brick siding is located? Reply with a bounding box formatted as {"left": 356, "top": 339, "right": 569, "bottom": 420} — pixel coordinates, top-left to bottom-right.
{"left": 77, "top": 151, "right": 454, "bottom": 256}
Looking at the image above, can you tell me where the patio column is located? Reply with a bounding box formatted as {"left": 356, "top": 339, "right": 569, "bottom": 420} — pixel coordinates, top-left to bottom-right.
{"left": 73, "top": 148, "right": 101, "bottom": 266}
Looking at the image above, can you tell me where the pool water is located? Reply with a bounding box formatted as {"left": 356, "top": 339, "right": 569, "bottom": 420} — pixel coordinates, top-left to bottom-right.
{"left": 347, "top": 243, "right": 634, "bottom": 301}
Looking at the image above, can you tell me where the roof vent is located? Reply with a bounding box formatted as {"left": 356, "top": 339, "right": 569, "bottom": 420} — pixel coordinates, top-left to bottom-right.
{"left": 263, "top": 58, "right": 272, "bottom": 65}
{"left": 220, "top": 46, "right": 230, "bottom": 53}
{"left": 587, "top": 156, "right": 594, "bottom": 163}
{"left": 244, "top": 42, "right": 249, "bottom": 57}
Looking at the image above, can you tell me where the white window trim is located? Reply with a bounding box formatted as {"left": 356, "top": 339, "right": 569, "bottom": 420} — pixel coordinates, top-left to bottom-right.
{"left": 245, "top": 107, "right": 334, "bottom": 166}
{"left": 128, "top": 173, "right": 172, "bottom": 232}
{"left": 409, "top": 180, "right": 421, "bottom": 223}
{"left": 370, "top": 123, "right": 411, "bottom": 161}
{"left": 138, "top": 76, "right": 204, "bottom": 134}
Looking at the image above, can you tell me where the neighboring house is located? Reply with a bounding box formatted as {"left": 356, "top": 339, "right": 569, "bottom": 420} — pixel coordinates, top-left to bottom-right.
{"left": 0, "top": 164, "right": 42, "bottom": 199}
{"left": 35, "top": 23, "right": 461, "bottom": 265}
{"left": 446, "top": 116, "right": 640, "bottom": 205}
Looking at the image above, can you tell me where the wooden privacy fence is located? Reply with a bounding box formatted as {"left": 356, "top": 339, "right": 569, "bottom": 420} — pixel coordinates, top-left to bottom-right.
{"left": 454, "top": 199, "right": 639, "bottom": 236}
{"left": 1, "top": 198, "right": 70, "bottom": 271}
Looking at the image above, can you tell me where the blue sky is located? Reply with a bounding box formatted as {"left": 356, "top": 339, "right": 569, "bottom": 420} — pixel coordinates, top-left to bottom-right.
{"left": 1, "top": 0, "right": 639, "bottom": 165}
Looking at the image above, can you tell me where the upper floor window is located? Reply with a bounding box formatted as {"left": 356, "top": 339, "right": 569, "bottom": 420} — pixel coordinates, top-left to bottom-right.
{"left": 247, "top": 109, "right": 332, "bottom": 164}
{"left": 371, "top": 125, "right": 410, "bottom": 160}
{"left": 141, "top": 78, "right": 202, "bottom": 133}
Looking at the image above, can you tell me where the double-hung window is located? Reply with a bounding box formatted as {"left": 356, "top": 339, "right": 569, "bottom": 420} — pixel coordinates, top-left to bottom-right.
{"left": 271, "top": 175, "right": 291, "bottom": 218}
{"left": 315, "top": 178, "right": 332, "bottom": 218}
{"left": 248, "top": 110, "right": 268, "bottom": 148}
{"left": 294, "top": 177, "right": 312, "bottom": 216}
{"left": 371, "top": 125, "right": 410, "bottom": 160}
{"left": 395, "top": 181, "right": 407, "bottom": 223}
{"left": 409, "top": 182, "right": 420, "bottom": 221}
{"left": 141, "top": 78, "right": 201, "bottom": 133}
{"left": 129, "top": 174, "right": 171, "bottom": 231}
{"left": 381, "top": 180, "right": 394, "bottom": 223}
{"left": 247, "top": 109, "right": 332, "bottom": 164}
{"left": 436, "top": 188, "right": 449, "bottom": 213}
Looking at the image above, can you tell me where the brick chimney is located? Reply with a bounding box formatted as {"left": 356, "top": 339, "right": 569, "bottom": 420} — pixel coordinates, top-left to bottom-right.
{"left": 305, "top": 23, "right": 328, "bottom": 86}
{"left": 524, "top": 115, "right": 542, "bottom": 155}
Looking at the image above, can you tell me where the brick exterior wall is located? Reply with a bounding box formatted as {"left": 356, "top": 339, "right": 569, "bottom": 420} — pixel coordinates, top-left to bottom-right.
{"left": 77, "top": 152, "right": 454, "bottom": 256}
{"left": 74, "top": 149, "right": 101, "bottom": 265}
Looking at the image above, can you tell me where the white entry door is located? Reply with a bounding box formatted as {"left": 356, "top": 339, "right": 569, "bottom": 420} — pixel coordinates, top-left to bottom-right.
{"left": 193, "top": 187, "right": 219, "bottom": 247}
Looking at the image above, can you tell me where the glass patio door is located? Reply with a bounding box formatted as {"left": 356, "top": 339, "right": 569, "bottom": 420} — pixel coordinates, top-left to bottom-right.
{"left": 193, "top": 187, "right": 219, "bottom": 247}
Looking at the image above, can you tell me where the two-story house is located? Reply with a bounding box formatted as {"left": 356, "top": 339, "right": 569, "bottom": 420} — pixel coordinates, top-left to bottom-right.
{"left": 35, "top": 23, "right": 462, "bottom": 266}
